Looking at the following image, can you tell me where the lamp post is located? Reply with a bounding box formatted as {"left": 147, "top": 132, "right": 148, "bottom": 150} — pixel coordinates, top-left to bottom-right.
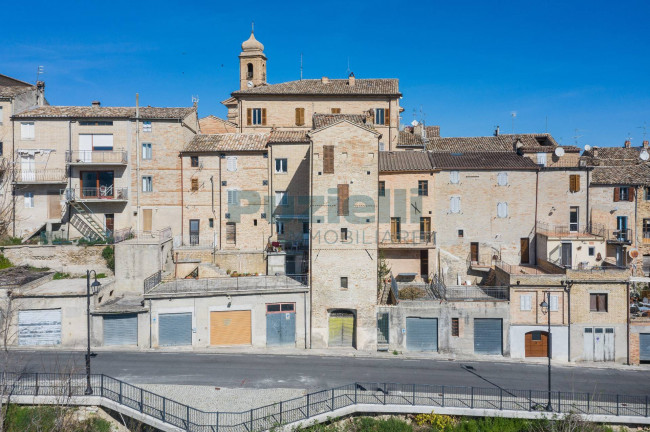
{"left": 540, "top": 291, "right": 552, "bottom": 411}
{"left": 85, "top": 270, "right": 101, "bottom": 395}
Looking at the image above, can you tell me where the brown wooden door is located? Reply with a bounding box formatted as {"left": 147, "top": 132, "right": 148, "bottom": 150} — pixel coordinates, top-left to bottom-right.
{"left": 470, "top": 242, "right": 479, "bottom": 263}
{"left": 420, "top": 217, "right": 431, "bottom": 242}
{"left": 226, "top": 222, "right": 236, "bottom": 244}
{"left": 47, "top": 192, "right": 60, "bottom": 219}
{"left": 105, "top": 214, "right": 114, "bottom": 235}
{"left": 420, "top": 250, "right": 428, "bottom": 278}
{"left": 525, "top": 331, "right": 548, "bottom": 357}
{"left": 520, "top": 238, "right": 530, "bottom": 264}
{"left": 142, "top": 209, "right": 152, "bottom": 231}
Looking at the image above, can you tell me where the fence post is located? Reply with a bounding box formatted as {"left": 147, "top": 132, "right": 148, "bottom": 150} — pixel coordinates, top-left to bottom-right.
{"left": 646, "top": 395, "right": 648, "bottom": 417}
{"left": 140, "top": 388, "right": 144, "bottom": 412}
{"left": 35, "top": 373, "right": 39, "bottom": 396}
{"left": 100, "top": 375, "right": 104, "bottom": 398}
{"left": 471, "top": 387, "right": 474, "bottom": 409}
{"left": 499, "top": 388, "right": 503, "bottom": 410}
{"left": 162, "top": 398, "right": 166, "bottom": 422}
{"left": 119, "top": 381, "right": 123, "bottom": 404}
{"left": 528, "top": 390, "right": 532, "bottom": 411}
{"left": 307, "top": 394, "right": 310, "bottom": 419}
{"left": 280, "top": 401, "right": 283, "bottom": 425}
{"left": 558, "top": 392, "right": 561, "bottom": 412}
{"left": 250, "top": 409, "right": 253, "bottom": 432}
{"left": 331, "top": 388, "right": 335, "bottom": 410}
{"left": 442, "top": 385, "right": 445, "bottom": 407}
{"left": 412, "top": 384, "right": 415, "bottom": 406}
{"left": 187, "top": 406, "right": 190, "bottom": 430}
{"left": 383, "top": 383, "right": 387, "bottom": 405}
{"left": 616, "top": 394, "right": 619, "bottom": 416}
{"left": 216, "top": 411, "right": 219, "bottom": 431}
{"left": 354, "top": 384, "right": 357, "bottom": 405}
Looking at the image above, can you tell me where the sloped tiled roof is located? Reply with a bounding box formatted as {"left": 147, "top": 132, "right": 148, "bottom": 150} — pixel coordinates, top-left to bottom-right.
{"left": 312, "top": 113, "right": 368, "bottom": 129}
{"left": 0, "top": 74, "right": 34, "bottom": 99}
{"left": 430, "top": 152, "right": 539, "bottom": 170}
{"left": 379, "top": 151, "right": 434, "bottom": 172}
{"left": 184, "top": 133, "right": 269, "bottom": 152}
{"left": 582, "top": 145, "right": 648, "bottom": 167}
{"left": 268, "top": 130, "right": 310, "bottom": 143}
{"left": 590, "top": 164, "right": 650, "bottom": 186}
{"left": 426, "top": 133, "right": 566, "bottom": 153}
{"left": 199, "top": 115, "right": 237, "bottom": 134}
{"left": 232, "top": 79, "right": 400, "bottom": 96}
{"left": 14, "top": 106, "right": 196, "bottom": 120}
{"left": 397, "top": 130, "right": 427, "bottom": 147}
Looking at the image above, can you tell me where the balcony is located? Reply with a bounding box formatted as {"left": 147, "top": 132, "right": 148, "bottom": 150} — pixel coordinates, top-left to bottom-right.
{"left": 64, "top": 187, "right": 129, "bottom": 202}
{"left": 379, "top": 231, "right": 436, "bottom": 248}
{"left": 536, "top": 222, "right": 605, "bottom": 239}
{"left": 605, "top": 228, "right": 632, "bottom": 244}
{"left": 13, "top": 169, "right": 67, "bottom": 184}
{"left": 66, "top": 150, "right": 128, "bottom": 165}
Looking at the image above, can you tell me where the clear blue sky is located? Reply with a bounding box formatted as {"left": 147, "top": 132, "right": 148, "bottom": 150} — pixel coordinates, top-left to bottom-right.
{"left": 2, "top": 0, "right": 649, "bottom": 148}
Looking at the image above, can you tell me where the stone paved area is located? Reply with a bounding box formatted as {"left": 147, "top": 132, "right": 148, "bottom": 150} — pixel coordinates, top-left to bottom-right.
{"left": 137, "top": 384, "right": 306, "bottom": 412}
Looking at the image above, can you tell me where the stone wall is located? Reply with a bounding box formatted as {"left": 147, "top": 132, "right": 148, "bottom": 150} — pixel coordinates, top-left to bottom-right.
{"left": 1, "top": 244, "right": 111, "bottom": 275}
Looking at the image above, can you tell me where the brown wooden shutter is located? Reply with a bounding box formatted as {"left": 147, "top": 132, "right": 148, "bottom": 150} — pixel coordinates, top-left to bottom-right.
{"left": 331, "top": 108, "right": 341, "bottom": 114}
{"left": 295, "top": 108, "right": 300, "bottom": 125}
{"left": 590, "top": 294, "right": 597, "bottom": 311}
{"left": 385, "top": 108, "right": 390, "bottom": 125}
{"left": 191, "top": 178, "right": 198, "bottom": 192}
{"left": 261, "top": 108, "right": 267, "bottom": 125}
{"left": 247, "top": 108, "right": 252, "bottom": 126}
{"left": 337, "top": 184, "right": 349, "bottom": 216}
{"left": 575, "top": 175, "right": 580, "bottom": 192}
{"left": 323, "top": 145, "right": 334, "bottom": 174}
{"left": 569, "top": 175, "right": 576, "bottom": 192}
{"left": 629, "top": 187, "right": 636, "bottom": 202}
{"left": 614, "top": 187, "right": 620, "bottom": 202}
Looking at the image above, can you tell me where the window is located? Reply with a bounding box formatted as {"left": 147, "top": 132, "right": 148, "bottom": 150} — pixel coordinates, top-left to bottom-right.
{"left": 391, "top": 217, "right": 401, "bottom": 242}
{"left": 226, "top": 222, "right": 236, "bottom": 244}
{"left": 0, "top": 142, "right": 3, "bottom": 156}
{"left": 341, "top": 228, "right": 348, "bottom": 241}
{"left": 0, "top": 106, "right": 3, "bottom": 124}
{"left": 79, "top": 121, "right": 113, "bottom": 126}
{"left": 497, "top": 202, "right": 508, "bottom": 218}
{"left": 379, "top": 142, "right": 385, "bottom": 151}
{"left": 254, "top": 219, "right": 257, "bottom": 226}
{"left": 520, "top": 294, "right": 532, "bottom": 311}
{"left": 323, "top": 145, "right": 334, "bottom": 174}
{"left": 569, "top": 174, "right": 581, "bottom": 192}
{"left": 378, "top": 181, "right": 386, "bottom": 197}
{"left": 209, "top": 218, "right": 214, "bottom": 228}
{"left": 645, "top": 186, "right": 650, "bottom": 201}
{"left": 143, "top": 121, "right": 152, "bottom": 132}
{"left": 191, "top": 178, "right": 199, "bottom": 192}
{"left": 418, "top": 180, "right": 428, "bottom": 196}
{"left": 266, "top": 303, "right": 295, "bottom": 313}
{"left": 275, "top": 158, "right": 287, "bottom": 173}
{"left": 142, "top": 143, "right": 152, "bottom": 160}
{"left": 142, "top": 176, "right": 153, "bottom": 192}
{"left": 536, "top": 152, "right": 547, "bottom": 167}
{"left": 247, "top": 108, "right": 266, "bottom": 125}
{"left": 81, "top": 171, "right": 114, "bottom": 197}
{"left": 190, "top": 156, "right": 199, "bottom": 167}
{"left": 276, "top": 221, "right": 285, "bottom": 234}
{"left": 458, "top": 229, "right": 464, "bottom": 238}
{"left": 451, "top": 318, "right": 459, "bottom": 337}
{"left": 227, "top": 189, "right": 240, "bottom": 205}
{"left": 450, "top": 171, "right": 459, "bottom": 184}
{"left": 21, "top": 122, "right": 35, "bottom": 140}
{"left": 588, "top": 246, "right": 595, "bottom": 256}
{"left": 247, "top": 63, "right": 253, "bottom": 79}
{"left": 550, "top": 294, "right": 559, "bottom": 312}
{"left": 331, "top": 108, "right": 341, "bottom": 114}
{"left": 24, "top": 192, "right": 34, "bottom": 208}
{"left": 295, "top": 108, "right": 305, "bottom": 126}
{"left": 374, "top": 108, "right": 389, "bottom": 125}
{"left": 450, "top": 196, "right": 461, "bottom": 213}
{"left": 590, "top": 293, "right": 608, "bottom": 312}
{"left": 614, "top": 186, "right": 632, "bottom": 202}
{"left": 79, "top": 134, "right": 114, "bottom": 154}
{"left": 497, "top": 172, "right": 508, "bottom": 186}
{"left": 275, "top": 191, "right": 287, "bottom": 207}
{"left": 531, "top": 331, "right": 542, "bottom": 341}
{"left": 569, "top": 206, "right": 579, "bottom": 232}
{"left": 340, "top": 277, "right": 348, "bottom": 289}
{"left": 226, "top": 156, "right": 238, "bottom": 172}
{"left": 337, "top": 184, "right": 349, "bottom": 216}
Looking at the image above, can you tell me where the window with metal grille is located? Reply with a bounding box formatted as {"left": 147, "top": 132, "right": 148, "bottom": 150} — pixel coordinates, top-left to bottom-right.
{"left": 418, "top": 180, "right": 428, "bottom": 196}
{"left": 451, "top": 318, "right": 459, "bottom": 337}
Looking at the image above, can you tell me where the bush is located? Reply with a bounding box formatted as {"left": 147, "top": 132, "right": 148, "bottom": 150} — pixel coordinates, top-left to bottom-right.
{"left": 4, "top": 405, "right": 113, "bottom": 432}
{"left": 0, "top": 237, "right": 23, "bottom": 246}
{"left": 53, "top": 272, "right": 71, "bottom": 280}
{"left": 101, "top": 246, "right": 114, "bottom": 272}
{"left": 414, "top": 412, "right": 457, "bottom": 430}
{"left": 0, "top": 253, "right": 13, "bottom": 270}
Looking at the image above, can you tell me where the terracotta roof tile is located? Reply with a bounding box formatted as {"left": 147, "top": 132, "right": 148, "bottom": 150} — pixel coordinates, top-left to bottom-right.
{"left": 0, "top": 74, "right": 34, "bottom": 99}
{"left": 430, "top": 152, "right": 539, "bottom": 170}
{"left": 426, "top": 133, "right": 568, "bottom": 153}
{"left": 379, "top": 151, "right": 434, "bottom": 172}
{"left": 268, "top": 130, "right": 310, "bottom": 143}
{"left": 184, "top": 133, "right": 269, "bottom": 152}
{"left": 582, "top": 146, "right": 649, "bottom": 167}
{"left": 312, "top": 113, "right": 368, "bottom": 129}
{"left": 232, "top": 79, "right": 400, "bottom": 96}
{"left": 397, "top": 130, "right": 427, "bottom": 147}
{"left": 590, "top": 164, "right": 650, "bottom": 186}
{"left": 14, "top": 105, "right": 196, "bottom": 120}
{"left": 199, "top": 115, "right": 237, "bottom": 133}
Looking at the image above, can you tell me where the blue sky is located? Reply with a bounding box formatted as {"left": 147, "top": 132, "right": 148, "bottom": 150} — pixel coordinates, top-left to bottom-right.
{"left": 2, "top": 0, "right": 649, "bottom": 147}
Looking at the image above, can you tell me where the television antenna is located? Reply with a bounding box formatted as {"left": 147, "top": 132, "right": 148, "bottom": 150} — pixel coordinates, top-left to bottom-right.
{"left": 191, "top": 95, "right": 199, "bottom": 107}
{"left": 300, "top": 53, "right": 303, "bottom": 81}
{"left": 573, "top": 128, "right": 584, "bottom": 146}
{"left": 36, "top": 65, "right": 44, "bottom": 82}
{"left": 638, "top": 122, "right": 648, "bottom": 140}
{"left": 510, "top": 111, "right": 516, "bottom": 134}
{"left": 346, "top": 57, "right": 351, "bottom": 76}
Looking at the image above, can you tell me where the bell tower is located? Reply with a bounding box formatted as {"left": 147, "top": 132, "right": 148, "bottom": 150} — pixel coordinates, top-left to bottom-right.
{"left": 239, "top": 28, "right": 267, "bottom": 90}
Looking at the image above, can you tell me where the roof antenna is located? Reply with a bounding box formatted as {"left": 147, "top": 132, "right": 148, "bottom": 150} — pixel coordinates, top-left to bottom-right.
{"left": 251, "top": 21, "right": 254, "bottom": 34}
{"left": 638, "top": 122, "right": 648, "bottom": 141}
{"left": 36, "top": 65, "right": 44, "bottom": 83}
{"left": 545, "top": 116, "right": 548, "bottom": 134}
{"left": 510, "top": 111, "right": 517, "bottom": 134}
{"left": 346, "top": 57, "right": 351, "bottom": 76}
{"left": 573, "top": 128, "right": 583, "bottom": 146}
{"left": 191, "top": 95, "right": 199, "bottom": 107}
{"left": 300, "top": 53, "right": 303, "bottom": 81}
{"left": 420, "top": 105, "right": 426, "bottom": 126}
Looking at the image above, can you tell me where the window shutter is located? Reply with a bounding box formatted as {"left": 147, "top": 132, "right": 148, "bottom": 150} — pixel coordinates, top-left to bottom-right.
{"left": 569, "top": 175, "right": 576, "bottom": 192}
{"left": 629, "top": 187, "right": 635, "bottom": 202}
{"left": 191, "top": 178, "right": 198, "bottom": 191}
{"left": 337, "top": 184, "right": 349, "bottom": 216}
{"left": 590, "top": 294, "right": 597, "bottom": 311}
{"left": 261, "top": 108, "right": 267, "bottom": 125}
{"left": 575, "top": 175, "right": 580, "bottom": 192}
{"left": 613, "top": 187, "right": 620, "bottom": 202}
{"left": 323, "top": 145, "right": 334, "bottom": 174}
{"left": 247, "top": 108, "right": 252, "bottom": 126}
{"left": 550, "top": 295, "right": 559, "bottom": 311}
{"left": 385, "top": 108, "right": 390, "bottom": 125}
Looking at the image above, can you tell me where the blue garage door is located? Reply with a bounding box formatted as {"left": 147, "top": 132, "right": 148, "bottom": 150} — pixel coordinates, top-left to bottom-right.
{"left": 406, "top": 317, "right": 438, "bottom": 351}
{"left": 159, "top": 313, "right": 192, "bottom": 346}
{"left": 640, "top": 333, "right": 650, "bottom": 362}
{"left": 474, "top": 318, "right": 502, "bottom": 355}
{"left": 266, "top": 303, "right": 296, "bottom": 346}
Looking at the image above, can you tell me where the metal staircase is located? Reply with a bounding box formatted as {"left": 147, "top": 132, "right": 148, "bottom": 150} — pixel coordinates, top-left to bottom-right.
{"left": 69, "top": 201, "right": 106, "bottom": 241}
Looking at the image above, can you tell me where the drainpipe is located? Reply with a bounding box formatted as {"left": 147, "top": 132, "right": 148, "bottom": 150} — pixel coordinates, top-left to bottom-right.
{"left": 219, "top": 155, "right": 222, "bottom": 251}
{"left": 563, "top": 281, "right": 572, "bottom": 362}
{"left": 67, "top": 120, "right": 72, "bottom": 241}
{"left": 534, "top": 170, "right": 539, "bottom": 263}
{"left": 308, "top": 137, "right": 314, "bottom": 349}
{"left": 11, "top": 118, "right": 15, "bottom": 237}
{"left": 586, "top": 169, "right": 590, "bottom": 231}
{"left": 149, "top": 298, "right": 153, "bottom": 348}
{"left": 627, "top": 281, "right": 630, "bottom": 365}
{"left": 211, "top": 175, "right": 217, "bottom": 261}
{"left": 135, "top": 94, "right": 140, "bottom": 233}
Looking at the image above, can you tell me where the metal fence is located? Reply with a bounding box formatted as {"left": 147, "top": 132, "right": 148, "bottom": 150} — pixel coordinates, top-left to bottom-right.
{"left": 144, "top": 270, "right": 162, "bottom": 291}
{"left": 2, "top": 373, "right": 649, "bottom": 432}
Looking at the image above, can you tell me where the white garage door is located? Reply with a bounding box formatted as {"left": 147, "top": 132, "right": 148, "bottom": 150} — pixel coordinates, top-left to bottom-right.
{"left": 18, "top": 309, "right": 62, "bottom": 346}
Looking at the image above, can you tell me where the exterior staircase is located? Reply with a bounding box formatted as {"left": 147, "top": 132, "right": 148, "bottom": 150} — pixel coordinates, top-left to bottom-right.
{"left": 69, "top": 201, "right": 106, "bottom": 241}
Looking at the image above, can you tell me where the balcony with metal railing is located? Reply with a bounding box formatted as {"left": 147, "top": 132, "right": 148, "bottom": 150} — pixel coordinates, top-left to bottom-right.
{"left": 13, "top": 169, "right": 67, "bottom": 184}
{"left": 536, "top": 221, "right": 605, "bottom": 239}
{"left": 63, "top": 187, "right": 129, "bottom": 202}
{"left": 66, "top": 149, "right": 128, "bottom": 165}
{"left": 605, "top": 228, "right": 633, "bottom": 244}
{"left": 379, "top": 230, "right": 436, "bottom": 248}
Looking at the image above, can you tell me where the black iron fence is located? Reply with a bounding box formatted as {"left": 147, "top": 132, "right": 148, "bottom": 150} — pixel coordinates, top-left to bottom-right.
{"left": 143, "top": 270, "right": 162, "bottom": 292}
{"left": 2, "top": 373, "right": 649, "bottom": 432}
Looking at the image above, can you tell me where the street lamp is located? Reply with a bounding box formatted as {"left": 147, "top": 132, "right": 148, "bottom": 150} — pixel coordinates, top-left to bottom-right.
{"left": 85, "top": 270, "right": 101, "bottom": 395}
{"left": 540, "top": 292, "right": 552, "bottom": 411}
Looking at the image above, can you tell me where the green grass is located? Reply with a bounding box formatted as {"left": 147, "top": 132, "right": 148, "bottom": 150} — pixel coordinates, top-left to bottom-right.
{"left": 53, "top": 272, "right": 71, "bottom": 280}
{"left": 0, "top": 253, "right": 13, "bottom": 270}
{"left": 4, "top": 405, "right": 112, "bottom": 432}
{"left": 0, "top": 237, "right": 23, "bottom": 246}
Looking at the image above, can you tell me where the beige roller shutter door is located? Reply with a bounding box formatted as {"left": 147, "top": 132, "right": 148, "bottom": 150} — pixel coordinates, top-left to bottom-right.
{"left": 210, "top": 311, "right": 251, "bottom": 345}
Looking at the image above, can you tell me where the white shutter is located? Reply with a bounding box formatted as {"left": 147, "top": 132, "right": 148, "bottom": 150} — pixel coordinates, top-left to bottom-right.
{"left": 379, "top": 142, "right": 385, "bottom": 152}
{"left": 450, "top": 171, "right": 459, "bottom": 184}
{"left": 24, "top": 192, "right": 34, "bottom": 208}
{"left": 520, "top": 294, "right": 532, "bottom": 311}
{"left": 93, "top": 134, "right": 113, "bottom": 150}
{"left": 79, "top": 135, "right": 93, "bottom": 162}
{"left": 537, "top": 152, "right": 547, "bottom": 166}
{"left": 450, "top": 196, "right": 460, "bottom": 213}
{"left": 227, "top": 156, "right": 238, "bottom": 172}
{"left": 227, "top": 189, "right": 239, "bottom": 205}
{"left": 550, "top": 295, "right": 559, "bottom": 311}
{"left": 497, "top": 202, "right": 508, "bottom": 218}
{"left": 21, "top": 122, "right": 35, "bottom": 140}
{"left": 497, "top": 172, "right": 508, "bottom": 186}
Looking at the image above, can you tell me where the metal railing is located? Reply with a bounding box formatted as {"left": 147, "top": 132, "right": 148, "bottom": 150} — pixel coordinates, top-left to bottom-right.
{"left": 605, "top": 228, "right": 632, "bottom": 243}
{"left": 466, "top": 249, "right": 501, "bottom": 268}
{"left": 66, "top": 149, "right": 128, "bottom": 164}
{"left": 2, "top": 373, "right": 649, "bottom": 432}
{"left": 64, "top": 187, "right": 129, "bottom": 201}
{"left": 445, "top": 285, "right": 509, "bottom": 300}
{"left": 146, "top": 274, "right": 309, "bottom": 295}
{"left": 536, "top": 222, "right": 605, "bottom": 238}
{"left": 495, "top": 260, "right": 558, "bottom": 275}
{"left": 144, "top": 270, "right": 162, "bottom": 291}
{"left": 13, "top": 169, "right": 67, "bottom": 183}
{"left": 379, "top": 231, "right": 436, "bottom": 246}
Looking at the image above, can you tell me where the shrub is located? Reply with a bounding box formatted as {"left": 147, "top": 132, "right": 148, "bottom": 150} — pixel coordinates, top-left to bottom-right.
{"left": 53, "top": 272, "right": 71, "bottom": 280}
{"left": 96, "top": 273, "right": 107, "bottom": 279}
{"left": 101, "top": 246, "right": 115, "bottom": 272}
{"left": 0, "top": 237, "right": 23, "bottom": 246}
{"left": 0, "top": 253, "right": 13, "bottom": 270}
{"left": 399, "top": 286, "right": 426, "bottom": 300}
{"left": 414, "top": 412, "right": 457, "bottom": 430}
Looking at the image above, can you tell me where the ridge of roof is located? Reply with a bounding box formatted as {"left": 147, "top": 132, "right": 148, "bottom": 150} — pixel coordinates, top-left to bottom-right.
{"left": 13, "top": 105, "right": 196, "bottom": 120}
{"left": 232, "top": 78, "right": 401, "bottom": 97}
{"left": 183, "top": 133, "right": 269, "bottom": 152}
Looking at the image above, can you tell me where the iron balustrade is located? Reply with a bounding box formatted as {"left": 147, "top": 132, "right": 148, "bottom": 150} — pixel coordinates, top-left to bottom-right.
{"left": 144, "top": 270, "right": 162, "bottom": 291}
{"left": 1, "top": 373, "right": 649, "bottom": 432}
{"left": 13, "top": 169, "right": 67, "bottom": 183}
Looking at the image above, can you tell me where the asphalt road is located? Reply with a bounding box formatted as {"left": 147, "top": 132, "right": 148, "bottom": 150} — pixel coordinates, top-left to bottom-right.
{"left": 8, "top": 350, "right": 650, "bottom": 396}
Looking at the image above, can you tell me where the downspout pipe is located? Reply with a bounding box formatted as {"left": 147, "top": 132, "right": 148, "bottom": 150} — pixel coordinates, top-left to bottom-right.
{"left": 135, "top": 94, "right": 140, "bottom": 233}
{"left": 562, "top": 281, "right": 572, "bottom": 362}
{"left": 627, "top": 281, "right": 631, "bottom": 365}
{"left": 180, "top": 152, "right": 184, "bottom": 243}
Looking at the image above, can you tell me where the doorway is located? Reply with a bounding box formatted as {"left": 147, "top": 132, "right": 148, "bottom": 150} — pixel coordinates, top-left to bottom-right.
{"left": 142, "top": 209, "right": 152, "bottom": 232}
{"left": 561, "top": 242, "right": 572, "bottom": 268}
{"left": 525, "top": 331, "right": 548, "bottom": 357}
{"left": 420, "top": 250, "right": 428, "bottom": 279}
{"left": 520, "top": 238, "right": 530, "bottom": 264}
{"left": 569, "top": 207, "right": 579, "bottom": 232}
{"left": 470, "top": 242, "right": 479, "bottom": 263}
{"left": 105, "top": 214, "right": 114, "bottom": 237}
{"left": 617, "top": 216, "right": 628, "bottom": 241}
{"left": 189, "top": 219, "right": 200, "bottom": 246}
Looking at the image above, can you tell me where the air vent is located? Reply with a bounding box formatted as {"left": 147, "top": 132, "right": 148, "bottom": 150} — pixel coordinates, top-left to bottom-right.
{"left": 221, "top": 181, "right": 227, "bottom": 186}
{"left": 263, "top": 180, "right": 268, "bottom": 185}
{"left": 225, "top": 213, "right": 230, "bottom": 219}
{"left": 261, "top": 213, "right": 266, "bottom": 219}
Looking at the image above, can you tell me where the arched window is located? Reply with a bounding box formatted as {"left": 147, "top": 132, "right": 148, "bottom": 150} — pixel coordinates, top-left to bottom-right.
{"left": 247, "top": 63, "right": 253, "bottom": 79}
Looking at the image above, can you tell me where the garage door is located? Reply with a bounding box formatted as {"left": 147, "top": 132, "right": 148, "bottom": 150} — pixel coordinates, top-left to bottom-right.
{"left": 474, "top": 318, "right": 502, "bottom": 355}
{"left": 210, "top": 311, "right": 251, "bottom": 345}
{"left": 104, "top": 314, "right": 138, "bottom": 346}
{"left": 329, "top": 311, "right": 354, "bottom": 347}
{"left": 18, "top": 309, "right": 62, "bottom": 346}
{"left": 639, "top": 333, "right": 650, "bottom": 362}
{"left": 159, "top": 313, "right": 192, "bottom": 346}
{"left": 266, "top": 304, "right": 295, "bottom": 346}
{"left": 406, "top": 317, "right": 438, "bottom": 351}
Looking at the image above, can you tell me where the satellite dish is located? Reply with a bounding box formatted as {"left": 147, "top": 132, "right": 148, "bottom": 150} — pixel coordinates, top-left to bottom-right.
{"left": 411, "top": 120, "right": 419, "bottom": 127}
{"left": 640, "top": 150, "right": 649, "bottom": 161}
{"left": 554, "top": 147, "right": 565, "bottom": 157}
{"left": 629, "top": 248, "right": 639, "bottom": 259}
{"left": 584, "top": 144, "right": 592, "bottom": 152}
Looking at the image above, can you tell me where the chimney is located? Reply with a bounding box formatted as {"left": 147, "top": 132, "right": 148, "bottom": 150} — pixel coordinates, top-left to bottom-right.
{"left": 91, "top": 101, "right": 101, "bottom": 107}
{"left": 365, "top": 109, "right": 374, "bottom": 125}
{"left": 593, "top": 147, "right": 599, "bottom": 158}
{"left": 321, "top": 77, "right": 329, "bottom": 84}
{"left": 494, "top": 125, "right": 500, "bottom": 136}
{"left": 643, "top": 141, "right": 649, "bottom": 149}
{"left": 36, "top": 81, "right": 45, "bottom": 107}
{"left": 624, "top": 140, "right": 631, "bottom": 148}
{"left": 348, "top": 72, "right": 355, "bottom": 86}
{"left": 413, "top": 123, "right": 424, "bottom": 138}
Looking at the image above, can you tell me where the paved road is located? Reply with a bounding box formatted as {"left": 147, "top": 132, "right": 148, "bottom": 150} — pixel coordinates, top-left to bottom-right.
{"left": 9, "top": 350, "right": 650, "bottom": 396}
